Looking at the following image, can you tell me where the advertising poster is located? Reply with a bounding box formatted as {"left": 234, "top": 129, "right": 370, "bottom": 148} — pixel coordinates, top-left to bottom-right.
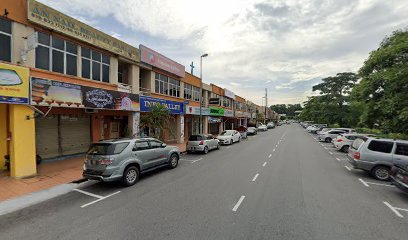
{"left": 209, "top": 107, "right": 224, "bottom": 116}
{"left": 140, "top": 96, "right": 184, "bottom": 115}
{"left": 31, "top": 77, "right": 139, "bottom": 111}
{"left": 0, "top": 63, "right": 30, "bottom": 104}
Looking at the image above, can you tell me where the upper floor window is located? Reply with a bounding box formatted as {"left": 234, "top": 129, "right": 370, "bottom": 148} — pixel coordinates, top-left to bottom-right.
{"left": 222, "top": 97, "right": 232, "bottom": 108}
{"left": 81, "top": 47, "right": 110, "bottom": 83}
{"left": 118, "top": 61, "right": 129, "bottom": 85}
{"left": 184, "top": 83, "right": 192, "bottom": 100}
{"left": 192, "top": 86, "right": 200, "bottom": 102}
{"left": 35, "top": 32, "right": 78, "bottom": 76}
{"left": 155, "top": 73, "right": 168, "bottom": 95}
{"left": 0, "top": 18, "right": 12, "bottom": 62}
{"left": 169, "top": 78, "right": 180, "bottom": 97}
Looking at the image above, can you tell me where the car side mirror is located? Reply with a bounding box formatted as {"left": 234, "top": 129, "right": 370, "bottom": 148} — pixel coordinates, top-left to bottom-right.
{"left": 161, "top": 143, "right": 167, "bottom": 148}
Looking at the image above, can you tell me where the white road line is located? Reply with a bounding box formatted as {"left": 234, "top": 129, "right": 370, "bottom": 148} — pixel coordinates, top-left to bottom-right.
{"left": 358, "top": 178, "right": 370, "bottom": 187}
{"left": 273, "top": 149, "right": 276, "bottom": 152}
{"left": 364, "top": 181, "right": 395, "bottom": 188}
{"left": 275, "top": 144, "right": 278, "bottom": 148}
{"left": 335, "top": 157, "right": 341, "bottom": 162}
{"left": 329, "top": 151, "right": 333, "bottom": 155}
{"left": 268, "top": 154, "right": 272, "bottom": 158}
{"left": 262, "top": 162, "right": 267, "bottom": 167}
{"left": 81, "top": 191, "right": 121, "bottom": 208}
{"left": 74, "top": 189, "right": 104, "bottom": 199}
{"left": 180, "top": 158, "right": 203, "bottom": 163}
{"left": 384, "top": 201, "right": 404, "bottom": 218}
{"left": 232, "top": 196, "right": 245, "bottom": 212}
{"left": 345, "top": 166, "right": 352, "bottom": 171}
{"left": 252, "top": 173, "right": 259, "bottom": 182}
{"left": 324, "top": 147, "right": 334, "bottom": 150}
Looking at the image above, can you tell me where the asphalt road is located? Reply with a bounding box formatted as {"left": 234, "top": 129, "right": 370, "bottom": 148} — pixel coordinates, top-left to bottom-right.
{"left": 1, "top": 125, "right": 408, "bottom": 240}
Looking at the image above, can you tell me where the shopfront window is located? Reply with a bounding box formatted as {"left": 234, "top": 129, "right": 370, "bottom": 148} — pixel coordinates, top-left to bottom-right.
{"left": 169, "top": 78, "right": 180, "bottom": 97}
{"left": 81, "top": 47, "right": 110, "bottom": 83}
{"left": 155, "top": 73, "right": 169, "bottom": 94}
{"left": 0, "top": 18, "right": 12, "bottom": 62}
{"left": 184, "top": 83, "right": 192, "bottom": 100}
{"left": 35, "top": 32, "right": 78, "bottom": 76}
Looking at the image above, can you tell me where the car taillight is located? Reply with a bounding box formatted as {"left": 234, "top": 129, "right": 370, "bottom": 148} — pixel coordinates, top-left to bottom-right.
{"left": 99, "top": 158, "right": 113, "bottom": 165}
{"left": 353, "top": 152, "right": 360, "bottom": 160}
{"left": 336, "top": 139, "right": 343, "bottom": 142}
{"left": 199, "top": 140, "right": 204, "bottom": 145}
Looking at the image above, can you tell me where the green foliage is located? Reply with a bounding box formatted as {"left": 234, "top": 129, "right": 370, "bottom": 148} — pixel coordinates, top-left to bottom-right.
{"left": 140, "top": 104, "right": 171, "bottom": 141}
{"left": 270, "top": 104, "right": 302, "bottom": 117}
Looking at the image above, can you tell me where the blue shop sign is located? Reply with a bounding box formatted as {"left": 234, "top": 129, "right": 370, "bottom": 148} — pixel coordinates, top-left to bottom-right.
{"left": 140, "top": 96, "right": 184, "bottom": 114}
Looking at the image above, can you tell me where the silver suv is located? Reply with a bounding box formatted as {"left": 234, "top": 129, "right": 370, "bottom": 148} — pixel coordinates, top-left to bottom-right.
{"left": 347, "top": 137, "right": 408, "bottom": 181}
{"left": 83, "top": 138, "right": 180, "bottom": 186}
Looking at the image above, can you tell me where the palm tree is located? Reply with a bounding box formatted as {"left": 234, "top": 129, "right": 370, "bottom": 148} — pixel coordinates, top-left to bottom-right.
{"left": 140, "top": 104, "right": 173, "bottom": 141}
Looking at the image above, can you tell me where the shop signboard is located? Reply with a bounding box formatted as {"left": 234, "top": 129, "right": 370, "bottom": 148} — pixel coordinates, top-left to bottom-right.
{"left": 208, "top": 117, "right": 222, "bottom": 123}
{"left": 235, "top": 110, "right": 245, "bottom": 118}
{"left": 224, "top": 109, "right": 234, "bottom": 117}
{"left": 140, "top": 96, "right": 184, "bottom": 115}
{"left": 209, "top": 98, "right": 220, "bottom": 105}
{"left": 185, "top": 105, "right": 210, "bottom": 115}
{"left": 209, "top": 107, "right": 224, "bottom": 116}
{"left": 0, "top": 63, "right": 30, "bottom": 104}
{"left": 31, "top": 77, "right": 140, "bottom": 111}
{"left": 27, "top": 0, "right": 139, "bottom": 61}
{"left": 224, "top": 88, "right": 235, "bottom": 99}
{"left": 140, "top": 45, "right": 185, "bottom": 78}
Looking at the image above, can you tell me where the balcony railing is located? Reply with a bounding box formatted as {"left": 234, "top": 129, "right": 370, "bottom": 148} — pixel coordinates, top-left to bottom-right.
{"left": 118, "top": 83, "right": 132, "bottom": 93}
{"left": 139, "top": 87, "right": 151, "bottom": 96}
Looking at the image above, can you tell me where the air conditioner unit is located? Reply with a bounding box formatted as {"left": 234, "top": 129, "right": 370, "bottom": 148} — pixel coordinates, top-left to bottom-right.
{"left": 85, "top": 109, "right": 98, "bottom": 114}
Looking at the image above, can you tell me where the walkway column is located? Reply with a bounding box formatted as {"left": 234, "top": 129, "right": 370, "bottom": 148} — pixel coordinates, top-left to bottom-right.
{"left": 0, "top": 104, "right": 7, "bottom": 170}
{"left": 203, "top": 116, "right": 209, "bottom": 134}
{"left": 9, "top": 105, "right": 36, "bottom": 178}
{"left": 176, "top": 115, "right": 185, "bottom": 143}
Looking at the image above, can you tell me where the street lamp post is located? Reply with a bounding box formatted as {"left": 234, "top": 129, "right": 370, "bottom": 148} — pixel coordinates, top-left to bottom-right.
{"left": 199, "top": 53, "right": 208, "bottom": 134}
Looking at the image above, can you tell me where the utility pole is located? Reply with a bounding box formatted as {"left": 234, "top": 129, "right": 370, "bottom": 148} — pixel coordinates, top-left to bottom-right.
{"left": 264, "top": 88, "right": 267, "bottom": 124}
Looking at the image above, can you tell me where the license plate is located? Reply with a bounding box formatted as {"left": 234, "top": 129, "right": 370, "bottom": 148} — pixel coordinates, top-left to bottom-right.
{"left": 396, "top": 173, "right": 404, "bottom": 180}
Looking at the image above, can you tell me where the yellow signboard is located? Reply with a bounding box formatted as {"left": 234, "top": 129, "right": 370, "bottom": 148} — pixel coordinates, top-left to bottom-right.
{"left": 0, "top": 63, "right": 30, "bottom": 104}
{"left": 27, "top": 0, "right": 139, "bottom": 61}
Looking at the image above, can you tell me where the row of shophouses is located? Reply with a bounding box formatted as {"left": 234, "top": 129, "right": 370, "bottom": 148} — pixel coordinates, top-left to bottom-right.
{"left": 0, "top": 0, "right": 278, "bottom": 178}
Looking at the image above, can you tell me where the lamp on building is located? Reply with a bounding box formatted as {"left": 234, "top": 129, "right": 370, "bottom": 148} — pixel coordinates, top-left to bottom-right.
{"left": 199, "top": 53, "right": 208, "bottom": 134}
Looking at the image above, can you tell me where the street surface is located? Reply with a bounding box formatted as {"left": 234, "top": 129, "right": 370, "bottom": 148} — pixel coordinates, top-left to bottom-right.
{"left": 1, "top": 125, "right": 408, "bottom": 240}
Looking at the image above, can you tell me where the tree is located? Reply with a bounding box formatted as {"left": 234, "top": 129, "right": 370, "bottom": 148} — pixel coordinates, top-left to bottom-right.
{"left": 352, "top": 29, "right": 408, "bottom": 134}
{"left": 140, "top": 104, "right": 173, "bottom": 141}
{"left": 270, "top": 104, "right": 302, "bottom": 118}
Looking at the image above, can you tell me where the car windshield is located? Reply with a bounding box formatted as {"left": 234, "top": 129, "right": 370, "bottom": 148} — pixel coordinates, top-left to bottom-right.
{"left": 87, "top": 142, "right": 129, "bottom": 155}
{"left": 220, "top": 131, "right": 232, "bottom": 136}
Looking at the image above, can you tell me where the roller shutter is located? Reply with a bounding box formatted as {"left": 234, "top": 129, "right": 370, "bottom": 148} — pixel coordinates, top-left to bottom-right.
{"left": 60, "top": 116, "right": 90, "bottom": 156}
{"left": 35, "top": 116, "right": 59, "bottom": 159}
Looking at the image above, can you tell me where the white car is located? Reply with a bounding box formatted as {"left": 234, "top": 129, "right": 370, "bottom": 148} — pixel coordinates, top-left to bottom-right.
{"left": 257, "top": 125, "right": 268, "bottom": 131}
{"left": 217, "top": 130, "right": 241, "bottom": 145}
{"left": 317, "top": 129, "right": 348, "bottom": 143}
{"left": 333, "top": 134, "right": 374, "bottom": 152}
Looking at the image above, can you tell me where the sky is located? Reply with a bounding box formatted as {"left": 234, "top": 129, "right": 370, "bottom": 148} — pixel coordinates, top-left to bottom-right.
{"left": 38, "top": 0, "right": 408, "bottom": 106}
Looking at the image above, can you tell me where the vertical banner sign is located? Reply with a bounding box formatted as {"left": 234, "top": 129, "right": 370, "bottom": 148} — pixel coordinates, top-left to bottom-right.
{"left": 180, "top": 115, "right": 185, "bottom": 142}
{"left": 132, "top": 112, "right": 140, "bottom": 138}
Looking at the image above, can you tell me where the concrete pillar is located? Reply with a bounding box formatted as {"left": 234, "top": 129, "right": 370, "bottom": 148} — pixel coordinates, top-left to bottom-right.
{"left": 203, "top": 116, "right": 209, "bottom": 134}
{"left": 12, "top": 22, "right": 35, "bottom": 67}
{"left": 176, "top": 115, "right": 184, "bottom": 143}
{"left": 9, "top": 105, "right": 36, "bottom": 178}
{"left": 219, "top": 121, "right": 224, "bottom": 134}
{"left": 180, "top": 82, "right": 184, "bottom": 99}
{"left": 129, "top": 64, "right": 140, "bottom": 94}
{"left": 150, "top": 71, "right": 155, "bottom": 94}
{"left": 110, "top": 57, "right": 119, "bottom": 85}
{"left": 77, "top": 46, "right": 82, "bottom": 78}
{"left": 129, "top": 111, "right": 140, "bottom": 138}
{"left": 0, "top": 104, "right": 7, "bottom": 170}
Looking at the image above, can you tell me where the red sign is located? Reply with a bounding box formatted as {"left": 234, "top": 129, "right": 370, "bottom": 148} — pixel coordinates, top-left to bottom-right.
{"left": 140, "top": 45, "right": 185, "bottom": 78}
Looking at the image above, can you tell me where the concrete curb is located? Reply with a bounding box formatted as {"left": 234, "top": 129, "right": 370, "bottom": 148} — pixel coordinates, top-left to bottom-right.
{"left": 0, "top": 179, "right": 97, "bottom": 216}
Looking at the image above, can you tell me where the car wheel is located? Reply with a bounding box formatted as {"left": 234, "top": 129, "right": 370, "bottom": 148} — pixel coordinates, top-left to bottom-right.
{"left": 203, "top": 146, "right": 209, "bottom": 154}
{"left": 325, "top": 137, "right": 332, "bottom": 143}
{"left": 216, "top": 143, "right": 220, "bottom": 150}
{"left": 371, "top": 166, "right": 390, "bottom": 181}
{"left": 230, "top": 139, "right": 233, "bottom": 145}
{"left": 169, "top": 153, "right": 179, "bottom": 169}
{"left": 341, "top": 145, "right": 349, "bottom": 153}
{"left": 122, "top": 166, "right": 139, "bottom": 187}
{"left": 238, "top": 137, "right": 241, "bottom": 142}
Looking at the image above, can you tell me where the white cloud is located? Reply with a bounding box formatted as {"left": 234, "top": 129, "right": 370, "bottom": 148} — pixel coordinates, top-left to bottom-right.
{"left": 38, "top": 0, "right": 408, "bottom": 105}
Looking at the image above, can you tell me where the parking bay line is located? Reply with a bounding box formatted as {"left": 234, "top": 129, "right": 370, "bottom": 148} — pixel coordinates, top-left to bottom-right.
{"left": 344, "top": 166, "right": 352, "bottom": 171}
{"left": 384, "top": 201, "right": 405, "bottom": 218}
{"left": 268, "top": 154, "right": 272, "bottom": 158}
{"left": 232, "top": 195, "right": 246, "bottom": 212}
{"left": 252, "top": 173, "right": 259, "bottom": 182}
{"left": 81, "top": 191, "right": 121, "bottom": 208}
{"left": 74, "top": 189, "right": 104, "bottom": 199}
{"left": 359, "top": 178, "right": 395, "bottom": 188}
{"left": 180, "top": 158, "right": 203, "bottom": 163}
{"left": 262, "top": 162, "right": 267, "bottom": 167}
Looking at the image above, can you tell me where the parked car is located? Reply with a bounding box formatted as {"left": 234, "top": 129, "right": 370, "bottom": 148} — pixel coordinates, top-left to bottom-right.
{"left": 306, "top": 124, "right": 327, "bottom": 133}
{"left": 257, "top": 124, "right": 268, "bottom": 131}
{"left": 247, "top": 127, "right": 258, "bottom": 135}
{"left": 83, "top": 138, "right": 180, "bottom": 186}
{"left": 317, "top": 129, "right": 348, "bottom": 143}
{"left": 390, "top": 142, "right": 408, "bottom": 193}
{"left": 267, "top": 122, "right": 275, "bottom": 129}
{"left": 347, "top": 137, "right": 408, "bottom": 181}
{"left": 334, "top": 128, "right": 356, "bottom": 134}
{"left": 187, "top": 134, "right": 220, "bottom": 154}
{"left": 235, "top": 126, "right": 248, "bottom": 139}
{"left": 333, "top": 134, "right": 374, "bottom": 152}
{"left": 317, "top": 128, "right": 332, "bottom": 134}
{"left": 217, "top": 130, "right": 241, "bottom": 145}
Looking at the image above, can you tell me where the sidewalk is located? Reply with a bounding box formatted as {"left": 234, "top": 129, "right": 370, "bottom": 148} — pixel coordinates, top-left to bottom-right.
{"left": 168, "top": 142, "right": 186, "bottom": 153}
{"left": 0, "top": 156, "right": 84, "bottom": 202}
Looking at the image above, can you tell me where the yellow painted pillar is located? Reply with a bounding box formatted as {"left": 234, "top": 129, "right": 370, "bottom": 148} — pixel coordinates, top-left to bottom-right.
{"left": 9, "top": 105, "right": 36, "bottom": 178}
{"left": 0, "top": 104, "right": 7, "bottom": 170}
